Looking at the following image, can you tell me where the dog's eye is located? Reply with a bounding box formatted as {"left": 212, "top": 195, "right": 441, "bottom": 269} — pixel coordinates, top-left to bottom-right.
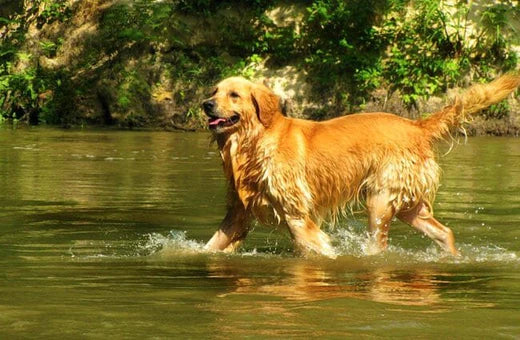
{"left": 210, "top": 88, "right": 217, "bottom": 96}
{"left": 229, "top": 91, "right": 240, "bottom": 99}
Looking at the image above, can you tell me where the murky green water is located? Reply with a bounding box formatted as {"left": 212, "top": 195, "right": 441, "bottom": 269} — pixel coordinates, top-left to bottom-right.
{"left": 1, "top": 128, "right": 519, "bottom": 338}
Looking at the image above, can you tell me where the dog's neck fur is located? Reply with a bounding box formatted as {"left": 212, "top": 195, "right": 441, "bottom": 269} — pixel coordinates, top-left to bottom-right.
{"left": 214, "top": 121, "right": 279, "bottom": 212}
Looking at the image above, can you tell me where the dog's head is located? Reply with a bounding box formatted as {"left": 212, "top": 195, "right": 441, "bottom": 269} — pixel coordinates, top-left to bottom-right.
{"left": 202, "top": 77, "right": 283, "bottom": 134}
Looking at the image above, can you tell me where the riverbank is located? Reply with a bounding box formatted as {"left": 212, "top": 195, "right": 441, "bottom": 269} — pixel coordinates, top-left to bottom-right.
{"left": 1, "top": 0, "right": 519, "bottom": 134}
{"left": 4, "top": 112, "right": 520, "bottom": 137}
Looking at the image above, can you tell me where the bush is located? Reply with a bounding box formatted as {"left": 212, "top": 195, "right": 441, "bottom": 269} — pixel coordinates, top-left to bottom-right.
{"left": 0, "top": 0, "right": 518, "bottom": 126}
{"left": 0, "top": 0, "right": 72, "bottom": 124}
{"left": 379, "top": 0, "right": 518, "bottom": 109}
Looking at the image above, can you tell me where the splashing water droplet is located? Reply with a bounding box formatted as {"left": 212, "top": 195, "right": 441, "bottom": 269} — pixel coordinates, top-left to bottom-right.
{"left": 140, "top": 230, "right": 205, "bottom": 257}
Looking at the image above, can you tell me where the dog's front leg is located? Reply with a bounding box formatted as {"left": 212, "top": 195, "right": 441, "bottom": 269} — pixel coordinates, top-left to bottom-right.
{"left": 205, "top": 199, "right": 251, "bottom": 253}
{"left": 286, "top": 217, "right": 336, "bottom": 258}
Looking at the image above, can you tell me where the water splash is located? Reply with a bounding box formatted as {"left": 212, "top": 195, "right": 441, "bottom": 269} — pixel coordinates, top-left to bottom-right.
{"left": 328, "top": 225, "right": 519, "bottom": 265}
{"left": 330, "top": 227, "right": 373, "bottom": 257}
{"left": 136, "top": 227, "right": 518, "bottom": 265}
{"left": 139, "top": 230, "right": 284, "bottom": 259}
{"left": 139, "top": 230, "right": 205, "bottom": 257}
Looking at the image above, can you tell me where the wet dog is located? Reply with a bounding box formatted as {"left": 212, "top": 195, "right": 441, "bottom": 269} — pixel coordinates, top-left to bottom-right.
{"left": 202, "top": 74, "right": 520, "bottom": 257}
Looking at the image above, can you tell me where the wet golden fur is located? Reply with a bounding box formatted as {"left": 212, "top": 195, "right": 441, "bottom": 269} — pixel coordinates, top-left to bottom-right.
{"left": 204, "top": 74, "right": 520, "bottom": 257}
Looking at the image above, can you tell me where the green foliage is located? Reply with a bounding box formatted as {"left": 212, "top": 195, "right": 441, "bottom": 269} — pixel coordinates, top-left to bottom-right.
{"left": 485, "top": 101, "right": 510, "bottom": 120}
{"left": 379, "top": 0, "right": 518, "bottom": 109}
{"left": 115, "top": 69, "right": 151, "bottom": 110}
{"left": 39, "top": 39, "right": 63, "bottom": 58}
{"left": 282, "top": 0, "right": 518, "bottom": 112}
{"left": 38, "top": 70, "right": 76, "bottom": 125}
{"left": 0, "top": 0, "right": 518, "bottom": 127}
{"left": 0, "top": 61, "right": 39, "bottom": 121}
{"left": 38, "top": 0, "right": 71, "bottom": 27}
{"left": 296, "top": 0, "right": 388, "bottom": 108}
{"left": 0, "top": 0, "right": 72, "bottom": 124}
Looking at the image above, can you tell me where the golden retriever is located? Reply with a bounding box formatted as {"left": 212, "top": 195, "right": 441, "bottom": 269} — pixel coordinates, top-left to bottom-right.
{"left": 202, "top": 74, "right": 520, "bottom": 257}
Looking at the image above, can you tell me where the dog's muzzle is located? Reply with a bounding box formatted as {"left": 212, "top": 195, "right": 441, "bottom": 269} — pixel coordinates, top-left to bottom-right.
{"left": 202, "top": 100, "right": 216, "bottom": 115}
{"left": 202, "top": 99, "right": 240, "bottom": 130}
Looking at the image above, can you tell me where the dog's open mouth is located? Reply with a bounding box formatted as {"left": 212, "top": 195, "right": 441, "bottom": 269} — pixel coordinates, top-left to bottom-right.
{"left": 208, "top": 115, "right": 240, "bottom": 130}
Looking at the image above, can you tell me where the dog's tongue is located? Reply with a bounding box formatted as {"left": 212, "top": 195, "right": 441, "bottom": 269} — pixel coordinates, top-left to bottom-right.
{"left": 209, "top": 118, "right": 227, "bottom": 126}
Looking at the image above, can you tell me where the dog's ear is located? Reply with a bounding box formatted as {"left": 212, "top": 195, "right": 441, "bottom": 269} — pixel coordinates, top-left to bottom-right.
{"left": 251, "top": 84, "right": 281, "bottom": 128}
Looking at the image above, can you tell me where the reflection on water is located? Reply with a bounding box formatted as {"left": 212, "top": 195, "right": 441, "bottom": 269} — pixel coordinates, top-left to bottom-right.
{"left": 210, "top": 260, "right": 442, "bottom": 306}
{"left": 151, "top": 233, "right": 445, "bottom": 306}
{"left": 146, "top": 230, "right": 517, "bottom": 310}
{"left": 1, "top": 128, "right": 520, "bottom": 338}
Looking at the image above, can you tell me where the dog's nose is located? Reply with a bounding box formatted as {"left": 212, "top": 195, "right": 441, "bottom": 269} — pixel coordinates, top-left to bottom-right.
{"left": 202, "top": 100, "right": 215, "bottom": 115}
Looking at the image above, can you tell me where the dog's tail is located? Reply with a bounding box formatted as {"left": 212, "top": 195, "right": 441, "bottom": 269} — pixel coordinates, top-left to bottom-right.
{"left": 417, "top": 73, "right": 520, "bottom": 139}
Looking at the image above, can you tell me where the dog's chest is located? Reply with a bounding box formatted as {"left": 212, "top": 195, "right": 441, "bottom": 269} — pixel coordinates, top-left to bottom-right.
{"left": 239, "top": 149, "right": 282, "bottom": 220}
{"left": 223, "top": 134, "right": 311, "bottom": 224}
{"left": 242, "top": 152, "right": 309, "bottom": 225}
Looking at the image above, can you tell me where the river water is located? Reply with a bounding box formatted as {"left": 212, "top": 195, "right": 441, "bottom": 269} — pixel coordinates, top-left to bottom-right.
{"left": 0, "top": 128, "right": 519, "bottom": 338}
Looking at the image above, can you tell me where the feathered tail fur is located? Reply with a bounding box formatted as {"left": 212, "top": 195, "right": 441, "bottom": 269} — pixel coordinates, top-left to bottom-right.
{"left": 418, "top": 73, "right": 520, "bottom": 139}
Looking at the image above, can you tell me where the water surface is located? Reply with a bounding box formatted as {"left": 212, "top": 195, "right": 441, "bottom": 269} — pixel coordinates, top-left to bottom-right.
{"left": 1, "top": 128, "right": 519, "bottom": 338}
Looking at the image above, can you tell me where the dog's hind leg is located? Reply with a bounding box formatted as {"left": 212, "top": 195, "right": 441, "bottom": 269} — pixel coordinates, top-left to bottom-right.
{"left": 366, "top": 192, "right": 396, "bottom": 254}
{"left": 286, "top": 217, "right": 336, "bottom": 258}
{"left": 397, "top": 201, "right": 460, "bottom": 256}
